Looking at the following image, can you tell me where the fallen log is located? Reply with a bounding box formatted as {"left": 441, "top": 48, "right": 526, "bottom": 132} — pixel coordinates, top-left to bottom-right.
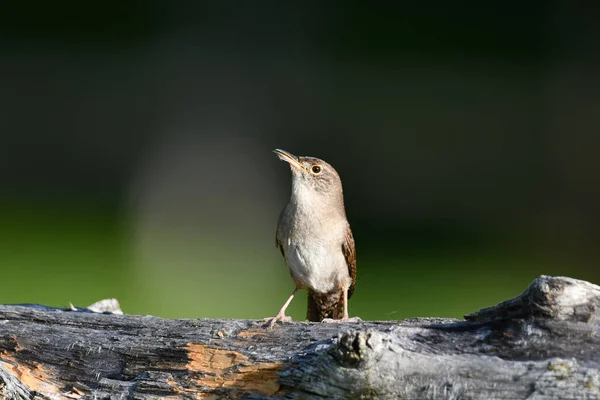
{"left": 1, "top": 275, "right": 599, "bottom": 399}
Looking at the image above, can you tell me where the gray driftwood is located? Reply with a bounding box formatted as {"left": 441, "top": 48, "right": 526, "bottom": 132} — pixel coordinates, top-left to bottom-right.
{"left": 1, "top": 275, "right": 600, "bottom": 399}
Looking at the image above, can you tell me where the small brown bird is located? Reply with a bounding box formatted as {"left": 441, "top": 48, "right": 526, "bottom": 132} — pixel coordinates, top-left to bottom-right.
{"left": 265, "top": 149, "right": 358, "bottom": 326}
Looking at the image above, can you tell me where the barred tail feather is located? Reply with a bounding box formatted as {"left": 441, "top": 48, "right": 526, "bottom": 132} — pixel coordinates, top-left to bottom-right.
{"left": 306, "top": 289, "right": 344, "bottom": 322}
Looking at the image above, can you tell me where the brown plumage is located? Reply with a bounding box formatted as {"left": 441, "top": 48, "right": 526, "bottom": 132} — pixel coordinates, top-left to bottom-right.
{"left": 266, "top": 149, "right": 359, "bottom": 326}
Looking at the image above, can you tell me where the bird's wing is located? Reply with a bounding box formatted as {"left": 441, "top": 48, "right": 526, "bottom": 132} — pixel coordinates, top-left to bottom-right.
{"left": 275, "top": 205, "right": 294, "bottom": 259}
{"left": 276, "top": 234, "right": 285, "bottom": 258}
{"left": 342, "top": 225, "right": 357, "bottom": 299}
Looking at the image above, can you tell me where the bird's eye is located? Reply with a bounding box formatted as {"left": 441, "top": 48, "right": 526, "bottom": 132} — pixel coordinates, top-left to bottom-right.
{"left": 311, "top": 165, "right": 322, "bottom": 174}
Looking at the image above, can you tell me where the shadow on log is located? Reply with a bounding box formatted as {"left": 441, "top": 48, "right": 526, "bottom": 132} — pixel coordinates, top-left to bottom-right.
{"left": 1, "top": 275, "right": 600, "bottom": 399}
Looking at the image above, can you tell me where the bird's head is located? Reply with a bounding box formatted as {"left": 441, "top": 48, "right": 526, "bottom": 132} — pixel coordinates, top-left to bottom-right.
{"left": 273, "top": 149, "right": 344, "bottom": 202}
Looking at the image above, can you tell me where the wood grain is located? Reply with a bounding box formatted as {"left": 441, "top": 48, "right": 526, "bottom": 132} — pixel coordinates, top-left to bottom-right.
{"left": 1, "top": 275, "right": 599, "bottom": 399}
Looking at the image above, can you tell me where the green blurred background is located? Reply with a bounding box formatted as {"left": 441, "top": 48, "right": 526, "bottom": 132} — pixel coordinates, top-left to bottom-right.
{"left": 1, "top": 2, "right": 599, "bottom": 321}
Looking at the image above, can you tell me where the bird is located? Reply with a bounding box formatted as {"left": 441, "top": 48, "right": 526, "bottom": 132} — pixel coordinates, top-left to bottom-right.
{"left": 265, "top": 149, "right": 358, "bottom": 327}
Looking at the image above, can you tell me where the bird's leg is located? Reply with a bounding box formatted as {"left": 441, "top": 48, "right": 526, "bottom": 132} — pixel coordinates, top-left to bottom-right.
{"left": 262, "top": 288, "right": 297, "bottom": 328}
{"left": 340, "top": 286, "right": 361, "bottom": 322}
{"left": 343, "top": 286, "right": 349, "bottom": 319}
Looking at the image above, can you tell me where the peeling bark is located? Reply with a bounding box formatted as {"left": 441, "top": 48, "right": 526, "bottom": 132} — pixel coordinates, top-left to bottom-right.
{"left": 1, "top": 276, "right": 599, "bottom": 399}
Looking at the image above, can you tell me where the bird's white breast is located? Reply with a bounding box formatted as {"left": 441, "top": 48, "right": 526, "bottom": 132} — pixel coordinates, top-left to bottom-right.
{"left": 280, "top": 213, "right": 350, "bottom": 294}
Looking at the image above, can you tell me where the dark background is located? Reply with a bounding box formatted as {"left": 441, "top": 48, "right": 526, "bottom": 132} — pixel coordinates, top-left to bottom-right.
{"left": 1, "top": 2, "right": 599, "bottom": 320}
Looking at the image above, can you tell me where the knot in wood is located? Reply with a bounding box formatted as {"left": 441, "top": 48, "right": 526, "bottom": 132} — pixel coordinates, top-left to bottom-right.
{"left": 330, "top": 330, "right": 382, "bottom": 369}
{"left": 465, "top": 275, "right": 600, "bottom": 323}
{"left": 532, "top": 276, "right": 600, "bottom": 321}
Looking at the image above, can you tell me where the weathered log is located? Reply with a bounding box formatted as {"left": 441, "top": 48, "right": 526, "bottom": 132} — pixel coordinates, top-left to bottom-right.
{"left": 1, "top": 275, "right": 599, "bottom": 399}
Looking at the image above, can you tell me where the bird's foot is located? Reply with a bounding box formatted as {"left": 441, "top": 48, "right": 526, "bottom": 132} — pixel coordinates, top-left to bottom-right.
{"left": 260, "top": 313, "right": 293, "bottom": 329}
{"left": 321, "top": 316, "right": 362, "bottom": 323}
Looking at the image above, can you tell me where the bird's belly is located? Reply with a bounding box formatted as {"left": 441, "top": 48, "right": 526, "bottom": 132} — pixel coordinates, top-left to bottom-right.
{"left": 284, "top": 241, "right": 347, "bottom": 294}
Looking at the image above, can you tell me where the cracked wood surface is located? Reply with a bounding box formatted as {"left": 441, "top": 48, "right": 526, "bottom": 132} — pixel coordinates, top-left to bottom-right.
{"left": 1, "top": 275, "right": 600, "bottom": 399}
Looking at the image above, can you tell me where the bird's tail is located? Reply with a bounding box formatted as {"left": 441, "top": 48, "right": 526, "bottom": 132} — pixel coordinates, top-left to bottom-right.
{"left": 307, "top": 289, "right": 344, "bottom": 322}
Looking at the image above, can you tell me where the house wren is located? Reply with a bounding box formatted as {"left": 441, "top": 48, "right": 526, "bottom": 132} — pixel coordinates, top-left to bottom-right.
{"left": 265, "top": 149, "right": 358, "bottom": 327}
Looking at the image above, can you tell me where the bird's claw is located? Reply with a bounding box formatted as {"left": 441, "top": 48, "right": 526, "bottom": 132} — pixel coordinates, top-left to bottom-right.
{"left": 321, "top": 316, "right": 362, "bottom": 323}
{"left": 260, "top": 314, "right": 293, "bottom": 328}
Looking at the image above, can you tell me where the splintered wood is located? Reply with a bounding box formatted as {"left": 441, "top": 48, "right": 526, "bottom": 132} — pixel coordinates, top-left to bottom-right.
{"left": 0, "top": 276, "right": 599, "bottom": 399}
{"left": 185, "top": 343, "right": 284, "bottom": 395}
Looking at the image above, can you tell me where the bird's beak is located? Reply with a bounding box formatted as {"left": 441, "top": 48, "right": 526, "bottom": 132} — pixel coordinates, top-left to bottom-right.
{"left": 273, "top": 149, "right": 306, "bottom": 172}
